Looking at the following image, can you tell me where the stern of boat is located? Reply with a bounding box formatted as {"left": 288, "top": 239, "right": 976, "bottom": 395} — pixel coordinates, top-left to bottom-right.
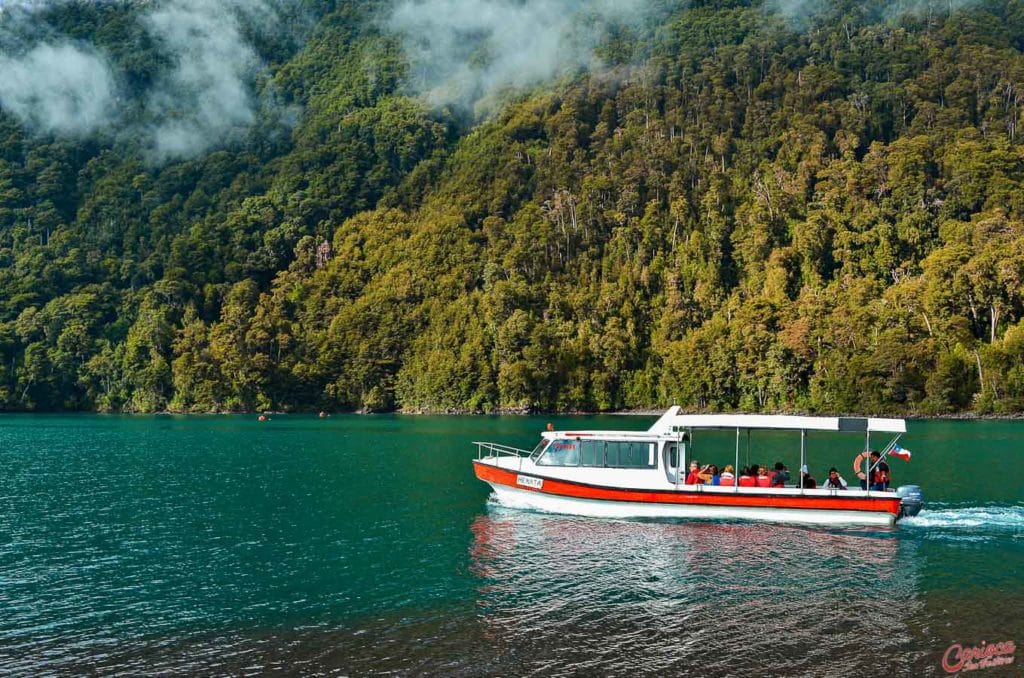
{"left": 896, "top": 485, "right": 924, "bottom": 519}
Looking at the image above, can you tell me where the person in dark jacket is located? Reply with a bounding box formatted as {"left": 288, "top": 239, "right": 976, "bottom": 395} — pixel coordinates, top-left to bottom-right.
{"left": 770, "top": 461, "right": 789, "bottom": 487}
{"left": 824, "top": 467, "right": 848, "bottom": 489}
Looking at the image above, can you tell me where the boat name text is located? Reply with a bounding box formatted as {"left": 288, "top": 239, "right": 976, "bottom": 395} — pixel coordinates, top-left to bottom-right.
{"left": 516, "top": 475, "right": 543, "bottom": 490}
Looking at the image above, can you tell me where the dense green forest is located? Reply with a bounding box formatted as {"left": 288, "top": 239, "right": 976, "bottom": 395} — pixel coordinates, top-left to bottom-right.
{"left": 3, "top": 0, "right": 1024, "bottom": 414}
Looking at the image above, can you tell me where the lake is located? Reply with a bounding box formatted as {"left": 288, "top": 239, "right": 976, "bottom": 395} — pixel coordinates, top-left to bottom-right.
{"left": 0, "top": 414, "right": 1021, "bottom": 676}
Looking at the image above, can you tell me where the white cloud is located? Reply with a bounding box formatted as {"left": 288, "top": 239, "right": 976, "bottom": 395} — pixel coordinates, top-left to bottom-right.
{"left": 387, "top": 0, "right": 656, "bottom": 111}
{"left": 0, "top": 41, "right": 119, "bottom": 136}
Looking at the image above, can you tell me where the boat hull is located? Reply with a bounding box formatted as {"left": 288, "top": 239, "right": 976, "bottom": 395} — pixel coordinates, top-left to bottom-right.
{"left": 475, "top": 461, "right": 900, "bottom": 527}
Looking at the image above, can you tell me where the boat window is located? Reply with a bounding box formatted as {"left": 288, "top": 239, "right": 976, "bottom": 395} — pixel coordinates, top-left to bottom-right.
{"left": 606, "top": 442, "right": 656, "bottom": 469}
{"left": 529, "top": 439, "right": 549, "bottom": 462}
{"left": 663, "top": 443, "right": 681, "bottom": 483}
{"left": 537, "top": 439, "right": 579, "bottom": 466}
{"left": 580, "top": 440, "right": 603, "bottom": 466}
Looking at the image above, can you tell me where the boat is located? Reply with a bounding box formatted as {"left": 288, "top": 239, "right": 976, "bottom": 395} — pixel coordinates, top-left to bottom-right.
{"left": 472, "top": 407, "right": 924, "bottom": 527}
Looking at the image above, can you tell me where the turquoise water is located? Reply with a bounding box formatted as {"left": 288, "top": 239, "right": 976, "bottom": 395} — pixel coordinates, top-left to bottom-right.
{"left": 0, "top": 414, "right": 1021, "bottom": 675}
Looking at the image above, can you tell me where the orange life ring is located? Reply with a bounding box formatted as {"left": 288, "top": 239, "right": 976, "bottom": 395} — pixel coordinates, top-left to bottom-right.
{"left": 853, "top": 451, "right": 869, "bottom": 480}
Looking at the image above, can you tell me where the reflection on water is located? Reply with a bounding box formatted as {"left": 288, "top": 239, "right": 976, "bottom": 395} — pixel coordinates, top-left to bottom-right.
{"left": 470, "top": 504, "right": 927, "bottom": 677}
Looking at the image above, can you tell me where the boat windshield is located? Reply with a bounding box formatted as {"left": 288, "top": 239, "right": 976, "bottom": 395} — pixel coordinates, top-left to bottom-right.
{"left": 529, "top": 438, "right": 548, "bottom": 462}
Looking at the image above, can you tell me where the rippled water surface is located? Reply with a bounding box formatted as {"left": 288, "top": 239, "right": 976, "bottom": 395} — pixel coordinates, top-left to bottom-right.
{"left": 0, "top": 415, "right": 1021, "bottom": 676}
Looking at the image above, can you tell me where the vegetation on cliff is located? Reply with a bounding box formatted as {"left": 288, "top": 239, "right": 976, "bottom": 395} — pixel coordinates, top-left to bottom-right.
{"left": 3, "top": 0, "right": 1024, "bottom": 414}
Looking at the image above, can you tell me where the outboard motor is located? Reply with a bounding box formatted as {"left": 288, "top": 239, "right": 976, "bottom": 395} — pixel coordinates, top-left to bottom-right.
{"left": 896, "top": 485, "right": 924, "bottom": 518}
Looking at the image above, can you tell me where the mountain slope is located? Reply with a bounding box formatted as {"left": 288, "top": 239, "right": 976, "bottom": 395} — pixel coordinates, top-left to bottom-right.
{"left": 2, "top": 0, "right": 1024, "bottom": 414}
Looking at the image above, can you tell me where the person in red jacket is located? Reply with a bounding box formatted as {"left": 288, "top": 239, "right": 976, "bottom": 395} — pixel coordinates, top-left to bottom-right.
{"left": 854, "top": 451, "right": 891, "bottom": 490}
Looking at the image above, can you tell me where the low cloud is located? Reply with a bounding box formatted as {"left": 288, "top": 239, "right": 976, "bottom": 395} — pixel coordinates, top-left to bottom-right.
{"left": 0, "top": 0, "right": 297, "bottom": 162}
{"left": 386, "top": 0, "right": 658, "bottom": 112}
{"left": 143, "top": 0, "right": 263, "bottom": 161}
{"left": 0, "top": 41, "right": 119, "bottom": 137}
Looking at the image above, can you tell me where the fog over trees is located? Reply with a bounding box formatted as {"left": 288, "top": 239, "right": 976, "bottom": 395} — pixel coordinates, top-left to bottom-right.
{"left": 1, "top": 0, "right": 1024, "bottom": 414}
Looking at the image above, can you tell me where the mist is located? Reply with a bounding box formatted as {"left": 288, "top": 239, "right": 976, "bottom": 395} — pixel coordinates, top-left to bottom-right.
{"left": 386, "top": 0, "right": 661, "bottom": 112}
{"left": 143, "top": 1, "right": 263, "bottom": 161}
{"left": 0, "top": 0, "right": 295, "bottom": 161}
{"left": 0, "top": 40, "right": 118, "bottom": 137}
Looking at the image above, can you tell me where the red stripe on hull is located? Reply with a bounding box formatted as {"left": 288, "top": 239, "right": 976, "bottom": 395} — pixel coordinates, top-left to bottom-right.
{"left": 474, "top": 461, "right": 900, "bottom": 515}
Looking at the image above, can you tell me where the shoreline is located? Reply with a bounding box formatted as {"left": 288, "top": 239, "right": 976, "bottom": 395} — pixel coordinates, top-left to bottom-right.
{"left": 3, "top": 408, "right": 1024, "bottom": 421}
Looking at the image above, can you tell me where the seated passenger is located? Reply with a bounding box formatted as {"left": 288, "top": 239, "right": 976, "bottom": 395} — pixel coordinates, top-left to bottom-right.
{"left": 707, "top": 464, "right": 720, "bottom": 485}
{"left": 756, "top": 465, "right": 771, "bottom": 487}
{"left": 799, "top": 465, "right": 817, "bottom": 488}
{"left": 719, "top": 464, "right": 735, "bottom": 486}
{"left": 824, "top": 467, "right": 848, "bottom": 490}
{"left": 738, "top": 465, "right": 757, "bottom": 487}
{"left": 771, "top": 462, "right": 789, "bottom": 487}
{"left": 685, "top": 461, "right": 702, "bottom": 485}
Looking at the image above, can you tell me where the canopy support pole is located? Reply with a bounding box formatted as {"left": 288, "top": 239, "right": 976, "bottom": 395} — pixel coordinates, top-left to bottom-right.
{"left": 864, "top": 430, "right": 871, "bottom": 495}
{"left": 734, "top": 427, "right": 740, "bottom": 493}
{"left": 799, "top": 429, "right": 806, "bottom": 494}
{"left": 685, "top": 428, "right": 692, "bottom": 485}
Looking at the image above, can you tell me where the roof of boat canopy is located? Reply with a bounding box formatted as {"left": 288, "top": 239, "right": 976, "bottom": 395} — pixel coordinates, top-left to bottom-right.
{"left": 647, "top": 406, "right": 906, "bottom": 435}
{"left": 541, "top": 431, "right": 674, "bottom": 441}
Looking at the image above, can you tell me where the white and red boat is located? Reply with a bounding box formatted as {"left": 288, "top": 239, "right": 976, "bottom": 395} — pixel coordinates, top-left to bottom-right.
{"left": 473, "top": 407, "right": 924, "bottom": 527}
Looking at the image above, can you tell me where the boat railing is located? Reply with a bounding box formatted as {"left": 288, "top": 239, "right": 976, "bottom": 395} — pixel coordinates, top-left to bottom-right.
{"left": 474, "top": 441, "right": 530, "bottom": 470}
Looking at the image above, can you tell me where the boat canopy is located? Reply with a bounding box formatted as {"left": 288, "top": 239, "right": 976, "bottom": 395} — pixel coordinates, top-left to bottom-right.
{"left": 647, "top": 406, "right": 906, "bottom": 435}
{"left": 541, "top": 430, "right": 672, "bottom": 441}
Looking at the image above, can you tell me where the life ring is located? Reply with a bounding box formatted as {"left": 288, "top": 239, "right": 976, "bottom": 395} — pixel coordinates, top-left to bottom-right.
{"left": 853, "top": 451, "right": 869, "bottom": 480}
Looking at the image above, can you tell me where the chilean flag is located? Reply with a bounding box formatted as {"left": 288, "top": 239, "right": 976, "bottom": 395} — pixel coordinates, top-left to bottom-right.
{"left": 890, "top": 444, "right": 912, "bottom": 461}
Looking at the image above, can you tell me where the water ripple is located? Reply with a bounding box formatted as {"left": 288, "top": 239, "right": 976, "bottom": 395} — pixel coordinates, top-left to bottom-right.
{"left": 0, "top": 416, "right": 1021, "bottom": 675}
{"left": 464, "top": 508, "right": 930, "bottom": 677}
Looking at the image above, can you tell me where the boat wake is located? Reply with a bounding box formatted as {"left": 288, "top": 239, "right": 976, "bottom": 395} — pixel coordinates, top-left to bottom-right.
{"left": 491, "top": 494, "right": 1024, "bottom": 539}
{"left": 901, "top": 503, "right": 1024, "bottom": 540}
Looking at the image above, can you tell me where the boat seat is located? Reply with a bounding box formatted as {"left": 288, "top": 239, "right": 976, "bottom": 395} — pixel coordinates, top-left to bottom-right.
{"left": 719, "top": 477, "right": 734, "bottom": 486}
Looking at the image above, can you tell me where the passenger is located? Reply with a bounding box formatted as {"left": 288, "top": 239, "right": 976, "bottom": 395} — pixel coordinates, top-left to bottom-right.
{"left": 720, "top": 464, "right": 735, "bottom": 486}
{"left": 695, "top": 463, "right": 715, "bottom": 484}
{"left": 756, "top": 465, "right": 771, "bottom": 487}
{"left": 738, "top": 465, "right": 757, "bottom": 487}
{"left": 855, "top": 450, "right": 891, "bottom": 490}
{"left": 707, "top": 464, "right": 720, "bottom": 486}
{"left": 685, "top": 461, "right": 703, "bottom": 485}
{"left": 871, "top": 451, "right": 891, "bottom": 490}
{"left": 824, "top": 467, "right": 848, "bottom": 490}
{"left": 771, "top": 461, "right": 789, "bottom": 487}
{"left": 800, "top": 464, "right": 817, "bottom": 488}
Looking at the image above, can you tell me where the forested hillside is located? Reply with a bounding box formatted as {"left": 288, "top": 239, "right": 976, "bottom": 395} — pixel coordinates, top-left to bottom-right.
{"left": 3, "top": 0, "right": 1024, "bottom": 414}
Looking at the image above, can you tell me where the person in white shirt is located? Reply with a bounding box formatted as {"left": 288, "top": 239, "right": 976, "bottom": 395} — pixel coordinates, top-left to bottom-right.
{"left": 824, "top": 467, "right": 848, "bottom": 489}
